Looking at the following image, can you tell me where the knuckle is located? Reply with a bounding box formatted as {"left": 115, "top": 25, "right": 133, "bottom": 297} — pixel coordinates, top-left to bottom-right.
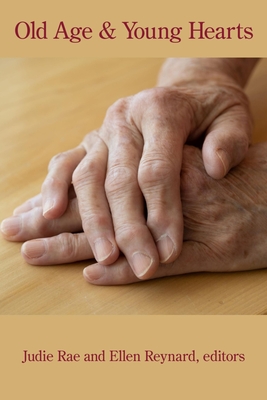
{"left": 139, "top": 157, "right": 174, "bottom": 188}
{"left": 105, "top": 97, "right": 131, "bottom": 121}
{"left": 41, "top": 176, "right": 66, "bottom": 192}
{"left": 82, "top": 211, "right": 110, "bottom": 231}
{"left": 48, "top": 151, "right": 70, "bottom": 170}
{"left": 57, "top": 233, "right": 77, "bottom": 259}
{"left": 105, "top": 165, "right": 137, "bottom": 195}
{"left": 132, "top": 87, "right": 201, "bottom": 137}
{"left": 131, "top": 89, "right": 168, "bottom": 123}
{"left": 103, "top": 99, "right": 143, "bottom": 145}
{"left": 115, "top": 223, "right": 143, "bottom": 247}
{"left": 133, "top": 87, "right": 190, "bottom": 114}
{"left": 133, "top": 87, "right": 166, "bottom": 107}
{"left": 72, "top": 158, "right": 101, "bottom": 187}
{"left": 30, "top": 208, "right": 52, "bottom": 237}
{"left": 147, "top": 208, "right": 171, "bottom": 227}
{"left": 83, "top": 132, "right": 93, "bottom": 142}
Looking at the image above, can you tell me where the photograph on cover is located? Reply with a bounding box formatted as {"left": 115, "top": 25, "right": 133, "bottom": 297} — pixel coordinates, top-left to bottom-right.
{"left": 1, "top": 57, "right": 267, "bottom": 315}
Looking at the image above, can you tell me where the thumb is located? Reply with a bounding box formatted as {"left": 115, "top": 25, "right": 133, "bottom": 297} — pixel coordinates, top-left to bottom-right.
{"left": 202, "top": 106, "right": 253, "bottom": 179}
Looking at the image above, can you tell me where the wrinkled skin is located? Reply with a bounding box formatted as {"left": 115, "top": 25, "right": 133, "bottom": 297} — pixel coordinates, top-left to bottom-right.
{"left": 39, "top": 80, "right": 253, "bottom": 279}
{"left": 2, "top": 143, "right": 267, "bottom": 285}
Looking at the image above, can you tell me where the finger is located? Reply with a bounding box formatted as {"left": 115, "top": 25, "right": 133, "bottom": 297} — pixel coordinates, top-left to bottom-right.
{"left": 83, "top": 241, "right": 213, "bottom": 285}
{"left": 21, "top": 232, "right": 93, "bottom": 265}
{"left": 42, "top": 146, "right": 86, "bottom": 219}
{"left": 13, "top": 194, "right": 42, "bottom": 215}
{"left": 102, "top": 100, "right": 160, "bottom": 279}
{"left": 202, "top": 104, "right": 252, "bottom": 179}
{"left": 13, "top": 185, "right": 77, "bottom": 216}
{"left": 72, "top": 132, "right": 120, "bottom": 266}
{"left": 1, "top": 198, "right": 82, "bottom": 242}
{"left": 133, "top": 89, "right": 187, "bottom": 264}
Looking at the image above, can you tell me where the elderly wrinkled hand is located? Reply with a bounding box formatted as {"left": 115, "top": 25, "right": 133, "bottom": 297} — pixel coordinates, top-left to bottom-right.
{"left": 2, "top": 143, "right": 267, "bottom": 285}
{"left": 31, "top": 59, "right": 256, "bottom": 280}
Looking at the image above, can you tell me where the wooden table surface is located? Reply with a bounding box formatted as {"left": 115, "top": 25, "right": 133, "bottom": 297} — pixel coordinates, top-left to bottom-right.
{"left": 1, "top": 58, "right": 267, "bottom": 315}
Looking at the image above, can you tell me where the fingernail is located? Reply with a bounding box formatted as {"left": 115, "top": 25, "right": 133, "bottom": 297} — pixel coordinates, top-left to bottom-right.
{"left": 132, "top": 252, "right": 153, "bottom": 278}
{"left": 93, "top": 237, "right": 114, "bottom": 262}
{"left": 216, "top": 149, "right": 229, "bottom": 176}
{"left": 43, "top": 199, "right": 55, "bottom": 216}
{"left": 21, "top": 240, "right": 45, "bottom": 259}
{"left": 83, "top": 265, "right": 104, "bottom": 282}
{"left": 156, "top": 234, "right": 175, "bottom": 263}
{"left": 1, "top": 216, "right": 21, "bottom": 237}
